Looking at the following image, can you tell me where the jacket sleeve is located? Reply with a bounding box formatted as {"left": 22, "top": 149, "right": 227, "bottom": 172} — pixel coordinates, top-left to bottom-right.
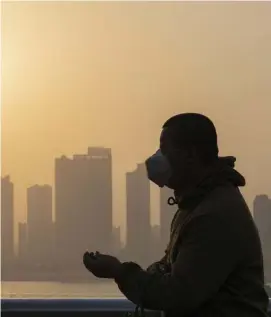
{"left": 146, "top": 210, "right": 177, "bottom": 274}
{"left": 146, "top": 254, "right": 169, "bottom": 274}
{"left": 115, "top": 213, "right": 240, "bottom": 314}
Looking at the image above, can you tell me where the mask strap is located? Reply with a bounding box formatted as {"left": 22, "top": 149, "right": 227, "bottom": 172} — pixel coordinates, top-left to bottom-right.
{"left": 167, "top": 196, "right": 177, "bottom": 206}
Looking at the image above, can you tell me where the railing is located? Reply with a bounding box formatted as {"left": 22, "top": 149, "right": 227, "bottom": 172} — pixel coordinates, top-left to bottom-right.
{"left": 1, "top": 298, "right": 271, "bottom": 316}
{"left": 1, "top": 298, "right": 160, "bottom": 317}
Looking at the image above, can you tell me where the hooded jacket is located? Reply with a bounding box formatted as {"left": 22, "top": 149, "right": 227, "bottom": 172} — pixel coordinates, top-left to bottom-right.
{"left": 115, "top": 157, "right": 269, "bottom": 317}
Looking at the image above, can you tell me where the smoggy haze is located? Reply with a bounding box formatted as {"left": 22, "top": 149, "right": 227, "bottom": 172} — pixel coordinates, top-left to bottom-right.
{"left": 2, "top": 1, "right": 271, "bottom": 240}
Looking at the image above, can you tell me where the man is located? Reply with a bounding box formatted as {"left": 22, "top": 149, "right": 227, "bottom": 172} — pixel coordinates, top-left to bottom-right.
{"left": 83, "top": 113, "right": 269, "bottom": 317}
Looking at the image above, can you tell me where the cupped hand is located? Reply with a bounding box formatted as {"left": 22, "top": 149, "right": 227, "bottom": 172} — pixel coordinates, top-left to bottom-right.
{"left": 83, "top": 251, "right": 122, "bottom": 279}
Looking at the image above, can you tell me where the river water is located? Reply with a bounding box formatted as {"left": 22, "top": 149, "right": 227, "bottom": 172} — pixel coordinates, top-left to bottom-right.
{"left": 1, "top": 281, "right": 123, "bottom": 298}
{"left": 1, "top": 281, "right": 270, "bottom": 299}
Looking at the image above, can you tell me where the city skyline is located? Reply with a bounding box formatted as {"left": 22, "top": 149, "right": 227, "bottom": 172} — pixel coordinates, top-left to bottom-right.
{"left": 2, "top": 145, "right": 271, "bottom": 244}
{"left": 2, "top": 146, "right": 176, "bottom": 245}
{"left": 1, "top": 146, "right": 271, "bottom": 283}
{"left": 1, "top": 147, "right": 178, "bottom": 281}
{"left": 2, "top": 144, "right": 271, "bottom": 245}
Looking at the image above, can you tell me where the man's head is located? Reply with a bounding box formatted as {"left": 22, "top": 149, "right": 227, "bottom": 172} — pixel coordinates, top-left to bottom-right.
{"left": 146, "top": 113, "right": 219, "bottom": 191}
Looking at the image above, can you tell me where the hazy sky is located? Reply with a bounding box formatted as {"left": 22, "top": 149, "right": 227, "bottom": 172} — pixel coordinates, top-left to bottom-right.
{"left": 2, "top": 1, "right": 271, "bottom": 240}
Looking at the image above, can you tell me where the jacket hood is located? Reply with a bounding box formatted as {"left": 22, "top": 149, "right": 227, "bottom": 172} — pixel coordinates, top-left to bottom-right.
{"left": 176, "top": 156, "right": 246, "bottom": 210}
{"left": 207, "top": 156, "right": 246, "bottom": 187}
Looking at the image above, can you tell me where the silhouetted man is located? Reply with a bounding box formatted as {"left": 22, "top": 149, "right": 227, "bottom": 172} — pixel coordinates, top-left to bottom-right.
{"left": 83, "top": 113, "right": 269, "bottom": 317}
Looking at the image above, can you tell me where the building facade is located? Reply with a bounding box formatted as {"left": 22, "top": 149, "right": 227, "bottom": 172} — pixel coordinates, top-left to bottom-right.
{"left": 253, "top": 195, "right": 271, "bottom": 281}
{"left": 126, "top": 163, "right": 151, "bottom": 267}
{"left": 55, "top": 147, "right": 113, "bottom": 274}
{"left": 18, "top": 222, "right": 28, "bottom": 265}
{"left": 27, "top": 185, "right": 53, "bottom": 267}
{"left": 1, "top": 176, "right": 15, "bottom": 271}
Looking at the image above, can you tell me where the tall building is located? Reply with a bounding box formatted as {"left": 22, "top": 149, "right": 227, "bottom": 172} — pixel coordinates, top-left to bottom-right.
{"left": 1, "top": 176, "right": 15, "bottom": 269}
{"left": 18, "top": 222, "right": 28, "bottom": 265}
{"left": 112, "top": 226, "right": 122, "bottom": 255}
{"left": 254, "top": 195, "right": 271, "bottom": 247}
{"left": 27, "top": 185, "right": 53, "bottom": 267}
{"left": 55, "top": 147, "right": 113, "bottom": 272}
{"left": 253, "top": 195, "right": 271, "bottom": 280}
{"left": 126, "top": 163, "right": 151, "bottom": 266}
{"left": 160, "top": 187, "right": 175, "bottom": 254}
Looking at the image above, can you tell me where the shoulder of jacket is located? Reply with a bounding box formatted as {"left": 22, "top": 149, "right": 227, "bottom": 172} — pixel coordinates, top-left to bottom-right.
{"left": 191, "top": 185, "right": 248, "bottom": 220}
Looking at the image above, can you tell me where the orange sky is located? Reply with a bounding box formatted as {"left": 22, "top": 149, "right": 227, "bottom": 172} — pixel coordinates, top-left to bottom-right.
{"left": 2, "top": 1, "right": 271, "bottom": 240}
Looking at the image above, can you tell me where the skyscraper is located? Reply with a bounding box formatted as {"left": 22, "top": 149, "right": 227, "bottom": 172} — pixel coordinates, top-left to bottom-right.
{"left": 254, "top": 195, "right": 271, "bottom": 246}
{"left": 55, "top": 147, "right": 113, "bottom": 273}
{"left": 18, "top": 222, "right": 28, "bottom": 265}
{"left": 160, "top": 187, "right": 175, "bottom": 254}
{"left": 1, "top": 176, "right": 15, "bottom": 270}
{"left": 27, "top": 185, "right": 53, "bottom": 267}
{"left": 126, "top": 163, "right": 151, "bottom": 266}
{"left": 112, "top": 226, "right": 122, "bottom": 255}
{"left": 253, "top": 195, "right": 271, "bottom": 280}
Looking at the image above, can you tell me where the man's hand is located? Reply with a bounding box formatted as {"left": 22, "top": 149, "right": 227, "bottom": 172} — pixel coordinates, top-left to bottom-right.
{"left": 83, "top": 251, "right": 122, "bottom": 279}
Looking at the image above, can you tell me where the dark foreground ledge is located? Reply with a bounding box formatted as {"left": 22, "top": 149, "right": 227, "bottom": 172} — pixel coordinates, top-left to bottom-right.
{"left": 1, "top": 298, "right": 160, "bottom": 317}
{"left": 1, "top": 298, "right": 271, "bottom": 316}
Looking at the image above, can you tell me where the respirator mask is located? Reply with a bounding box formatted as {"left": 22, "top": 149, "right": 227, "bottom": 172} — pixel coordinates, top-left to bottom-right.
{"left": 145, "top": 150, "right": 172, "bottom": 188}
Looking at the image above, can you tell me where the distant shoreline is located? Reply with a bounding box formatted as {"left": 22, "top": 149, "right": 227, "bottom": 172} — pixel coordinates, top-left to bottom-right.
{"left": 1, "top": 277, "right": 110, "bottom": 284}
{"left": 1, "top": 281, "right": 270, "bottom": 301}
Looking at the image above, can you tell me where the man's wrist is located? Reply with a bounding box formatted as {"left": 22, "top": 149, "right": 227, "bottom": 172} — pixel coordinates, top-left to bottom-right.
{"left": 114, "top": 262, "right": 142, "bottom": 282}
{"left": 113, "top": 262, "right": 125, "bottom": 280}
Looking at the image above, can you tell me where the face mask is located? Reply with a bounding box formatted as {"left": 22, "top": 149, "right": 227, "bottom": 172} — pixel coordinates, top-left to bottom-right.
{"left": 145, "top": 150, "right": 172, "bottom": 187}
